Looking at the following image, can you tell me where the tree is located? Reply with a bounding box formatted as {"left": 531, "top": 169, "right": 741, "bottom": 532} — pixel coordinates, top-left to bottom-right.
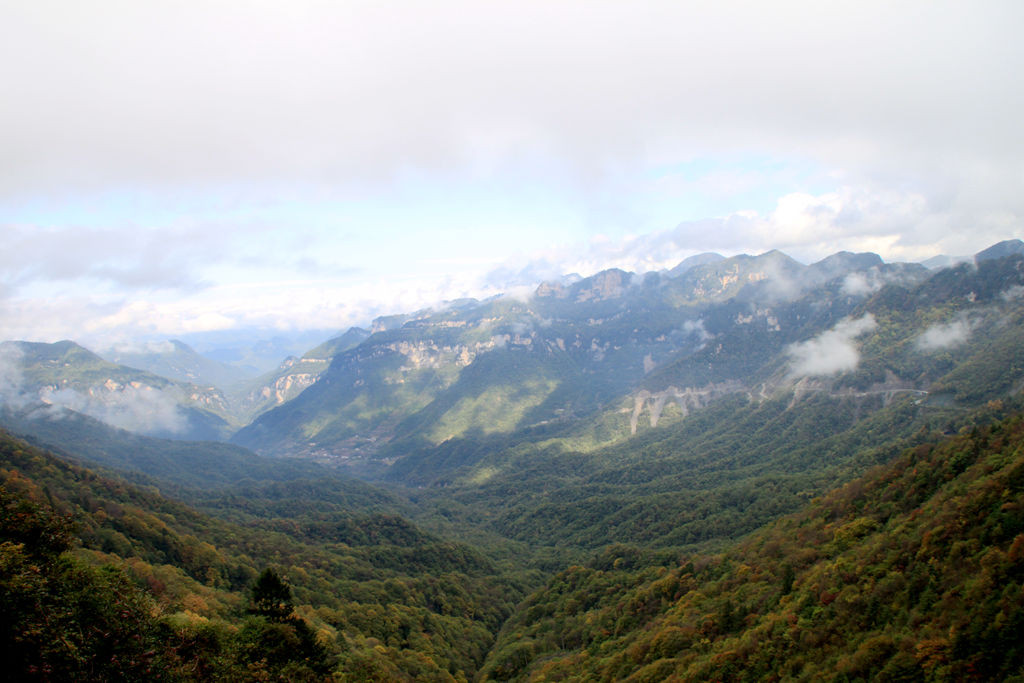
{"left": 239, "top": 569, "right": 332, "bottom": 677}
{"left": 251, "top": 567, "right": 293, "bottom": 622}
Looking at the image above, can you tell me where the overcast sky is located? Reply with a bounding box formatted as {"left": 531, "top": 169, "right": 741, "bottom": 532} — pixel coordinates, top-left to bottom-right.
{"left": 1, "top": 0, "right": 1022, "bottom": 348}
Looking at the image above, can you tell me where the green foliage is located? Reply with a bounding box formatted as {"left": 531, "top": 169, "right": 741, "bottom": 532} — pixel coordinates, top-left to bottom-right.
{"left": 251, "top": 568, "right": 293, "bottom": 621}
{"left": 0, "top": 485, "right": 164, "bottom": 681}
{"left": 235, "top": 615, "right": 332, "bottom": 679}
{"left": 400, "top": 391, "right": 943, "bottom": 556}
{"left": 480, "top": 411, "right": 1024, "bottom": 681}
{"left": 0, "top": 431, "right": 527, "bottom": 680}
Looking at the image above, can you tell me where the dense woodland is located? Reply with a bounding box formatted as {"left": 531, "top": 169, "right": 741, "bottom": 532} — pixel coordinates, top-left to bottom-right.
{"left": 0, "top": 431, "right": 532, "bottom": 680}
{"left": 480, "top": 405, "right": 1024, "bottom": 681}
{"left": 4, "top": 402, "right": 1024, "bottom": 680}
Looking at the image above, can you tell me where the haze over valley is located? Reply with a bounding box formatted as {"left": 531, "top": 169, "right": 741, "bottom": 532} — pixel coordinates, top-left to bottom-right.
{"left": 2, "top": 2, "right": 1023, "bottom": 679}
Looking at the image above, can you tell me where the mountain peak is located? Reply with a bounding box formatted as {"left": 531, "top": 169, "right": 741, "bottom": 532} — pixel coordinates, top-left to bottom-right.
{"left": 811, "top": 251, "right": 883, "bottom": 270}
{"left": 570, "top": 268, "right": 632, "bottom": 302}
{"left": 975, "top": 239, "right": 1024, "bottom": 262}
{"left": 807, "top": 251, "right": 884, "bottom": 283}
{"left": 4, "top": 339, "right": 100, "bottom": 363}
{"left": 667, "top": 252, "right": 725, "bottom": 278}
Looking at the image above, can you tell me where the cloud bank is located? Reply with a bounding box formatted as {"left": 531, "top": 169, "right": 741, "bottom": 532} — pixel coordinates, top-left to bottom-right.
{"left": 0, "top": 343, "right": 187, "bottom": 435}
{"left": 3, "top": 1, "right": 1020, "bottom": 198}
{"left": 38, "top": 385, "right": 187, "bottom": 435}
{"left": 0, "top": 1, "right": 1021, "bottom": 347}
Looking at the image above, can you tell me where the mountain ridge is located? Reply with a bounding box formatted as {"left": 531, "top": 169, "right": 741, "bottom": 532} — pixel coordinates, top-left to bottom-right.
{"left": 230, "top": 246, "right": 948, "bottom": 470}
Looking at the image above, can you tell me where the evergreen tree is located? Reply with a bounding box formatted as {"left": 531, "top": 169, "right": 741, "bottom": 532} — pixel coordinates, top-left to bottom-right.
{"left": 250, "top": 567, "right": 293, "bottom": 622}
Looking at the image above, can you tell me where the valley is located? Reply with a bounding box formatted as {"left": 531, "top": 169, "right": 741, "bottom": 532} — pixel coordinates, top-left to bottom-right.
{"left": 2, "top": 242, "right": 1024, "bottom": 680}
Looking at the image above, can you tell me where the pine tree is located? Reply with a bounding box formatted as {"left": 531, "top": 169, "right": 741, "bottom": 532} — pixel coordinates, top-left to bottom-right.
{"left": 250, "top": 567, "right": 293, "bottom": 622}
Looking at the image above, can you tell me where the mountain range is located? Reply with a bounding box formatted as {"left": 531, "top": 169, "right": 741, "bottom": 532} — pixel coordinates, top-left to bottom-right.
{"left": 2, "top": 238, "right": 1024, "bottom": 679}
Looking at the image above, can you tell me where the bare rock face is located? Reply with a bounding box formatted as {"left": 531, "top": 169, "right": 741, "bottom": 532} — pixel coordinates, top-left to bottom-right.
{"left": 629, "top": 382, "right": 742, "bottom": 434}
{"left": 573, "top": 269, "right": 629, "bottom": 303}
{"left": 536, "top": 281, "right": 567, "bottom": 298}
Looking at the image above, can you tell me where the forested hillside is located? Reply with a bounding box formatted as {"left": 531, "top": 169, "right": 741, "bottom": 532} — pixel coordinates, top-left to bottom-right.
{"left": 480, "top": 405, "right": 1024, "bottom": 681}
{"left": 0, "top": 431, "right": 533, "bottom": 681}
{"left": 6, "top": 405, "right": 1024, "bottom": 679}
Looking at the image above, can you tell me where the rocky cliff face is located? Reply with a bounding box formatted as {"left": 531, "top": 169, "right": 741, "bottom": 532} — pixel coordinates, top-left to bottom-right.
{"left": 236, "top": 328, "right": 372, "bottom": 421}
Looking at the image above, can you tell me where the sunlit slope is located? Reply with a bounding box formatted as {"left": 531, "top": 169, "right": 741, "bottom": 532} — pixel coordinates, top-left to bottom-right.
{"left": 371, "top": 250, "right": 1024, "bottom": 560}
{"left": 234, "top": 326, "right": 371, "bottom": 422}
{"left": 234, "top": 249, "right": 903, "bottom": 463}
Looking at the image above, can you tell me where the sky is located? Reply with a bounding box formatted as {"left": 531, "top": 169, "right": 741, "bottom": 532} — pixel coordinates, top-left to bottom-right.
{"left": 1, "top": 0, "right": 1022, "bottom": 351}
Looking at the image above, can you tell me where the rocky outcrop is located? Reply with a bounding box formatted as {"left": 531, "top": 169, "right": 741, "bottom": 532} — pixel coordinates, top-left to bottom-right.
{"left": 629, "top": 382, "right": 743, "bottom": 434}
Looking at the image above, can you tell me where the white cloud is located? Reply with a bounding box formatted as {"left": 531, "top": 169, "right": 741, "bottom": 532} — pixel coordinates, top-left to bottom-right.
{"left": 0, "top": 344, "right": 27, "bottom": 408}
{"left": 1002, "top": 285, "right": 1024, "bottom": 301}
{"left": 0, "top": 342, "right": 186, "bottom": 434}
{"left": 3, "top": 2, "right": 1020, "bottom": 189}
{"left": 916, "top": 317, "right": 973, "bottom": 352}
{"left": 841, "top": 272, "right": 880, "bottom": 297}
{"left": 839, "top": 267, "right": 923, "bottom": 297}
{"left": 2, "top": 1, "right": 1021, "bottom": 213}
{"left": 479, "top": 183, "right": 1014, "bottom": 291}
{"left": 1, "top": 1, "right": 1022, "bottom": 346}
{"left": 40, "top": 384, "right": 187, "bottom": 435}
{"left": 667, "top": 187, "right": 1000, "bottom": 264}
{"left": 788, "top": 315, "right": 877, "bottom": 378}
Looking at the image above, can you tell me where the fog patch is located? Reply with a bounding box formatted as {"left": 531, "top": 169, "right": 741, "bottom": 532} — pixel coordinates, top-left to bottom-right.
{"left": 509, "top": 321, "right": 534, "bottom": 336}
{"left": 1001, "top": 285, "right": 1024, "bottom": 301}
{"left": 758, "top": 260, "right": 802, "bottom": 301}
{"left": 682, "top": 319, "right": 708, "bottom": 334}
{"left": 499, "top": 285, "right": 537, "bottom": 303}
{"left": 916, "top": 317, "right": 973, "bottom": 352}
{"left": 841, "top": 265, "right": 931, "bottom": 298}
{"left": 39, "top": 384, "right": 187, "bottom": 435}
{"left": 106, "top": 339, "right": 177, "bottom": 355}
{"left": 841, "top": 271, "right": 882, "bottom": 296}
{"left": 0, "top": 344, "right": 28, "bottom": 408}
{"left": 681, "top": 319, "right": 712, "bottom": 344}
{"left": 788, "top": 315, "right": 877, "bottom": 378}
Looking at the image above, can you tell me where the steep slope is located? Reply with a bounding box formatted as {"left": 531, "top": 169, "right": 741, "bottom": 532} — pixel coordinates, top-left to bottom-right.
{"left": 480, "top": 405, "right": 1024, "bottom": 681}
{"left": 234, "top": 249, "right": 908, "bottom": 466}
{"left": 237, "top": 326, "right": 371, "bottom": 422}
{"left": 373, "top": 249, "right": 1024, "bottom": 559}
{"left": 0, "top": 340, "right": 234, "bottom": 440}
